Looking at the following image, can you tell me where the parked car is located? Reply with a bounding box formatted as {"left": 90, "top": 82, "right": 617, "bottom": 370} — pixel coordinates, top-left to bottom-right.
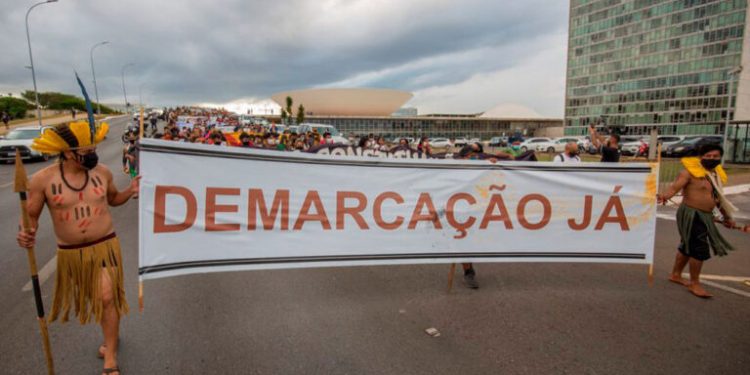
{"left": 534, "top": 137, "right": 583, "bottom": 153}
{"left": 657, "top": 135, "right": 684, "bottom": 151}
{"left": 429, "top": 138, "right": 453, "bottom": 148}
{"left": 286, "top": 125, "right": 299, "bottom": 134}
{"left": 0, "top": 126, "right": 51, "bottom": 163}
{"left": 664, "top": 136, "right": 722, "bottom": 158}
{"left": 297, "top": 123, "right": 350, "bottom": 145}
{"left": 518, "top": 137, "right": 552, "bottom": 152}
{"left": 621, "top": 138, "right": 649, "bottom": 156}
{"left": 453, "top": 138, "right": 469, "bottom": 147}
{"left": 488, "top": 136, "right": 508, "bottom": 147}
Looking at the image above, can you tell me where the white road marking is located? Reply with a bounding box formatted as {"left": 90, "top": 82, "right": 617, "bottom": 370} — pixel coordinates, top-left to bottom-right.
{"left": 657, "top": 213, "right": 676, "bottom": 221}
{"left": 22, "top": 255, "right": 57, "bottom": 292}
{"left": 700, "top": 280, "right": 750, "bottom": 298}
{"left": 0, "top": 181, "right": 12, "bottom": 188}
{"left": 682, "top": 273, "right": 750, "bottom": 283}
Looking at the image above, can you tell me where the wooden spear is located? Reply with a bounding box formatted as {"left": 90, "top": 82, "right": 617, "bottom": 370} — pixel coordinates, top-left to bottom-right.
{"left": 14, "top": 151, "right": 55, "bottom": 375}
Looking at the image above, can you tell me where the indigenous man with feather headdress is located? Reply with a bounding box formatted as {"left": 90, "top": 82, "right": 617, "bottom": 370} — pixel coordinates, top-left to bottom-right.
{"left": 15, "top": 76, "right": 138, "bottom": 375}
{"left": 657, "top": 144, "right": 737, "bottom": 299}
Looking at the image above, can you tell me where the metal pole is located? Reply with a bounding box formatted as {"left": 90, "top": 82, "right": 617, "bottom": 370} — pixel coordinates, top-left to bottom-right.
{"left": 723, "top": 66, "right": 743, "bottom": 164}
{"left": 121, "top": 63, "right": 134, "bottom": 115}
{"left": 90, "top": 41, "right": 108, "bottom": 115}
{"left": 25, "top": 0, "right": 58, "bottom": 130}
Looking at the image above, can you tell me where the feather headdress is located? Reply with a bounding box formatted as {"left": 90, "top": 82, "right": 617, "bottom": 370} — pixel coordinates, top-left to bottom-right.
{"left": 31, "top": 73, "right": 108, "bottom": 154}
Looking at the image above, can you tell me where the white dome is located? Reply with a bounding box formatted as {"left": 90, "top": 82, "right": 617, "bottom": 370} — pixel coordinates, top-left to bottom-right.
{"left": 480, "top": 103, "right": 542, "bottom": 119}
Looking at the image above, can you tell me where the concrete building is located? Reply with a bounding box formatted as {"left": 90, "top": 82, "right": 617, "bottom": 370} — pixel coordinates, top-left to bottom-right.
{"left": 272, "top": 88, "right": 562, "bottom": 139}
{"left": 303, "top": 115, "right": 562, "bottom": 140}
{"left": 565, "top": 0, "right": 749, "bottom": 136}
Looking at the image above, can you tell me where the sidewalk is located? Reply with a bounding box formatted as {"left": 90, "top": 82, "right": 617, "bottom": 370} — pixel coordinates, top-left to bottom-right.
{"left": 1, "top": 114, "right": 116, "bottom": 135}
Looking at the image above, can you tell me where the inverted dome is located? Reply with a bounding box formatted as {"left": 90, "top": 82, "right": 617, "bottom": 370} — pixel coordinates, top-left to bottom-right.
{"left": 271, "top": 88, "right": 413, "bottom": 116}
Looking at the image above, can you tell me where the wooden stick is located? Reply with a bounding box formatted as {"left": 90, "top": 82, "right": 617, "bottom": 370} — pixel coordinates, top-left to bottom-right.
{"left": 139, "top": 280, "right": 144, "bottom": 312}
{"left": 447, "top": 263, "right": 456, "bottom": 293}
{"left": 14, "top": 152, "right": 55, "bottom": 375}
{"left": 139, "top": 107, "right": 144, "bottom": 139}
{"left": 649, "top": 143, "right": 661, "bottom": 286}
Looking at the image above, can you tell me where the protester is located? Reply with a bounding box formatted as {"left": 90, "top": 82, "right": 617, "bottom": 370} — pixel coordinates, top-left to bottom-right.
{"left": 18, "top": 120, "right": 139, "bottom": 375}
{"left": 123, "top": 136, "right": 138, "bottom": 181}
{"left": 2, "top": 110, "right": 9, "bottom": 129}
{"left": 417, "top": 137, "right": 432, "bottom": 156}
{"left": 657, "top": 144, "right": 737, "bottom": 298}
{"left": 553, "top": 142, "right": 581, "bottom": 163}
{"left": 588, "top": 124, "right": 620, "bottom": 162}
{"left": 71, "top": 107, "right": 76, "bottom": 119}
{"left": 451, "top": 142, "right": 501, "bottom": 289}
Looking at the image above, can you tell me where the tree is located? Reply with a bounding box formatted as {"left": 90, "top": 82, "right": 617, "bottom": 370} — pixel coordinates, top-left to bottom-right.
{"left": 0, "top": 97, "right": 33, "bottom": 119}
{"left": 20, "top": 90, "right": 117, "bottom": 114}
{"left": 285, "top": 96, "right": 293, "bottom": 125}
{"left": 280, "top": 108, "right": 288, "bottom": 124}
{"left": 296, "top": 104, "right": 305, "bottom": 125}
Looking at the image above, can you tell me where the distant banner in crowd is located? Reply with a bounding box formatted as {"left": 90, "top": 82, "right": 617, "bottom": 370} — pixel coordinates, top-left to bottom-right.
{"left": 138, "top": 139, "right": 657, "bottom": 280}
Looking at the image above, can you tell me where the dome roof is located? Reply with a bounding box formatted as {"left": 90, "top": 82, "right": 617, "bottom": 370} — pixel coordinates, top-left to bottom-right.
{"left": 271, "top": 88, "right": 413, "bottom": 116}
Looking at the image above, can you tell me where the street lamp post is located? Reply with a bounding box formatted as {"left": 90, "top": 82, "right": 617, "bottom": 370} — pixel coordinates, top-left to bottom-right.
{"left": 722, "top": 66, "right": 743, "bottom": 164}
{"left": 121, "top": 63, "right": 134, "bottom": 115}
{"left": 25, "top": 0, "right": 58, "bottom": 129}
{"left": 90, "top": 41, "right": 109, "bottom": 115}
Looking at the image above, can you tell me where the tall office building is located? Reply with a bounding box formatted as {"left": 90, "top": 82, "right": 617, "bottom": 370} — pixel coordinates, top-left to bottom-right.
{"left": 565, "top": 0, "right": 749, "bottom": 136}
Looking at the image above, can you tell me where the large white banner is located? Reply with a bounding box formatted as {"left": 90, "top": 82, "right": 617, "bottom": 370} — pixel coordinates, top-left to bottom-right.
{"left": 138, "top": 139, "right": 657, "bottom": 280}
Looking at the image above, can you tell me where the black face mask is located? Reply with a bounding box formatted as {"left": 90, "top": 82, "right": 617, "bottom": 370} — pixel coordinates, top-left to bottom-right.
{"left": 568, "top": 151, "right": 579, "bottom": 157}
{"left": 242, "top": 140, "right": 250, "bottom": 146}
{"left": 701, "top": 158, "right": 721, "bottom": 170}
{"left": 76, "top": 152, "right": 99, "bottom": 170}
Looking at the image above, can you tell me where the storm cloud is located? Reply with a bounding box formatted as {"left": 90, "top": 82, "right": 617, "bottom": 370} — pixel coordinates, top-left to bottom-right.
{"left": 0, "top": 0, "right": 568, "bottom": 116}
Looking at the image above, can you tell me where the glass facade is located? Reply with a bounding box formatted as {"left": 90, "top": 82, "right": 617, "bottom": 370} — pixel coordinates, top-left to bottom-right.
{"left": 304, "top": 116, "right": 562, "bottom": 140}
{"left": 565, "top": 0, "right": 748, "bottom": 135}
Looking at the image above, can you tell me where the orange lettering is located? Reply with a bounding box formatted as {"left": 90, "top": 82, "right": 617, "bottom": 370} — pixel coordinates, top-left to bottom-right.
{"left": 248, "top": 189, "right": 289, "bottom": 230}
{"left": 336, "top": 191, "right": 369, "bottom": 230}
{"left": 206, "top": 187, "right": 241, "bottom": 232}
{"left": 479, "top": 193, "right": 513, "bottom": 229}
{"left": 153, "top": 185, "right": 197, "bottom": 233}
{"left": 568, "top": 195, "right": 593, "bottom": 230}
{"left": 293, "top": 191, "right": 332, "bottom": 230}
{"left": 408, "top": 193, "right": 442, "bottom": 229}
{"left": 517, "top": 194, "right": 551, "bottom": 230}
{"left": 373, "top": 192, "right": 404, "bottom": 230}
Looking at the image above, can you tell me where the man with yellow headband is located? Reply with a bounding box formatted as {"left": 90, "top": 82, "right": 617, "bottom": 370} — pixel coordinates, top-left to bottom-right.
{"left": 16, "top": 119, "right": 138, "bottom": 375}
{"left": 657, "top": 143, "right": 736, "bottom": 298}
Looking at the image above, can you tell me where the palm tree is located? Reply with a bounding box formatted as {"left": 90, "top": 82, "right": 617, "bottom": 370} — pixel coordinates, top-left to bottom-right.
{"left": 296, "top": 104, "right": 305, "bottom": 125}
{"left": 285, "top": 96, "right": 293, "bottom": 125}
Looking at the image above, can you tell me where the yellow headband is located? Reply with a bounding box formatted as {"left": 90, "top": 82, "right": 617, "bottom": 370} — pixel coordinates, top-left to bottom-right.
{"left": 31, "top": 121, "right": 109, "bottom": 155}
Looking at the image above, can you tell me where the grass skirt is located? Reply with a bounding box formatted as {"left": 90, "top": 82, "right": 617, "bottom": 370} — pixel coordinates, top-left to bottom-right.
{"left": 49, "top": 234, "right": 129, "bottom": 324}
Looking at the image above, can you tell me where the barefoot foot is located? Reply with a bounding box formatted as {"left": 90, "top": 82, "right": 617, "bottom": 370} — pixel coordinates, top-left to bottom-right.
{"left": 688, "top": 283, "right": 713, "bottom": 298}
{"left": 668, "top": 275, "right": 689, "bottom": 287}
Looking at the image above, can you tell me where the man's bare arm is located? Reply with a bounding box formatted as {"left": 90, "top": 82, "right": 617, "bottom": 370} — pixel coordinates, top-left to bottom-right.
{"left": 658, "top": 170, "right": 690, "bottom": 203}
{"left": 16, "top": 170, "right": 47, "bottom": 248}
{"left": 105, "top": 167, "right": 138, "bottom": 207}
{"left": 588, "top": 125, "right": 602, "bottom": 148}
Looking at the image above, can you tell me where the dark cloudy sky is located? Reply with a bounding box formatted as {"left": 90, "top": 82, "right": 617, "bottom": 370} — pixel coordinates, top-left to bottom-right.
{"left": 0, "top": 0, "right": 569, "bottom": 116}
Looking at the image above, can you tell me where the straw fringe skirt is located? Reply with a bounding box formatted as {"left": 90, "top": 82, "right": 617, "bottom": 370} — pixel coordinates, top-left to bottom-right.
{"left": 49, "top": 233, "right": 129, "bottom": 324}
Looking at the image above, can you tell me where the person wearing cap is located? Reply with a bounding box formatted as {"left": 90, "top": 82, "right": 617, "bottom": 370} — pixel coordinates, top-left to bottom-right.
{"left": 16, "top": 119, "right": 138, "bottom": 375}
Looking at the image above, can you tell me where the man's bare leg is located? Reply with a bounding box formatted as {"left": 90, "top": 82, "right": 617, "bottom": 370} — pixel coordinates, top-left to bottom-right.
{"left": 687, "top": 258, "right": 712, "bottom": 298}
{"left": 100, "top": 269, "right": 120, "bottom": 373}
{"left": 669, "top": 251, "right": 690, "bottom": 286}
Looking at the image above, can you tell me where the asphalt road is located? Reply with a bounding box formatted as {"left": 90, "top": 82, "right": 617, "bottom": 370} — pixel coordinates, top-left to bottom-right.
{"left": 1, "top": 117, "right": 748, "bottom": 374}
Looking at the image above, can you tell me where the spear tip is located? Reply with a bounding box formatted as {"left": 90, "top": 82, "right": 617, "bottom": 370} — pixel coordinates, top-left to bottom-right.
{"left": 14, "top": 151, "right": 29, "bottom": 193}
